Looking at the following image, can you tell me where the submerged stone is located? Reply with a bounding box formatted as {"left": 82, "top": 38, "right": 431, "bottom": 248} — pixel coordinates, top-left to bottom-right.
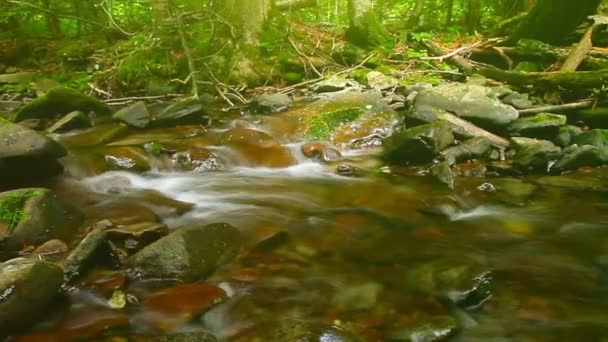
{"left": 47, "top": 111, "right": 92, "bottom": 133}
{"left": 234, "top": 320, "right": 362, "bottom": 342}
{"left": 406, "top": 260, "right": 492, "bottom": 309}
{"left": 127, "top": 223, "right": 241, "bottom": 281}
{"left": 14, "top": 87, "right": 111, "bottom": 122}
{"left": 332, "top": 281, "right": 382, "bottom": 311}
{"left": 382, "top": 120, "right": 454, "bottom": 165}
{"left": 0, "top": 188, "right": 83, "bottom": 257}
{"left": 0, "top": 258, "right": 64, "bottom": 333}
{"left": 103, "top": 146, "right": 151, "bottom": 172}
{"left": 389, "top": 315, "right": 458, "bottom": 342}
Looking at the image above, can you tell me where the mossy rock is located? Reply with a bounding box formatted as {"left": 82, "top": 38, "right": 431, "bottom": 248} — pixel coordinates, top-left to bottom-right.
{"left": 0, "top": 188, "right": 84, "bottom": 257}
{"left": 304, "top": 107, "right": 365, "bottom": 141}
{"left": 382, "top": 121, "right": 455, "bottom": 165}
{"left": 14, "top": 87, "right": 111, "bottom": 122}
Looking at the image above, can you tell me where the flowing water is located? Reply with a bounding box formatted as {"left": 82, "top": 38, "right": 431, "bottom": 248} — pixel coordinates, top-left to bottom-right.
{"left": 12, "top": 97, "right": 608, "bottom": 341}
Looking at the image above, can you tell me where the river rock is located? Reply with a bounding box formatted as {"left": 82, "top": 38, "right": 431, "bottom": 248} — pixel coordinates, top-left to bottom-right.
{"left": 311, "top": 76, "right": 359, "bottom": 93}
{"left": 501, "top": 91, "right": 532, "bottom": 109}
{"left": 415, "top": 83, "right": 519, "bottom": 127}
{"left": 406, "top": 260, "right": 492, "bottom": 309}
{"left": 508, "top": 113, "right": 567, "bottom": 139}
{"left": 440, "top": 137, "right": 493, "bottom": 166}
{"left": 58, "top": 124, "right": 128, "bottom": 148}
{"left": 63, "top": 227, "right": 108, "bottom": 281}
{"left": 112, "top": 101, "right": 152, "bottom": 129}
{"left": 0, "top": 258, "right": 64, "bottom": 333}
{"left": 127, "top": 223, "right": 241, "bottom": 281}
{"left": 0, "top": 188, "right": 84, "bottom": 257}
{"left": 221, "top": 127, "right": 296, "bottom": 168}
{"left": 14, "top": 87, "right": 111, "bottom": 122}
{"left": 511, "top": 137, "right": 561, "bottom": 172}
{"left": 555, "top": 125, "right": 583, "bottom": 147}
{"left": 552, "top": 144, "right": 608, "bottom": 173}
{"left": 249, "top": 93, "right": 293, "bottom": 114}
{"left": 573, "top": 129, "right": 608, "bottom": 149}
{"left": 366, "top": 71, "right": 399, "bottom": 91}
{"left": 0, "top": 117, "right": 67, "bottom": 184}
{"left": 389, "top": 315, "right": 458, "bottom": 342}
{"left": 103, "top": 146, "right": 151, "bottom": 172}
{"left": 46, "top": 111, "right": 92, "bottom": 133}
{"left": 428, "top": 160, "right": 455, "bottom": 189}
{"left": 154, "top": 98, "right": 207, "bottom": 127}
{"left": 382, "top": 120, "right": 454, "bottom": 165}
{"left": 234, "top": 320, "right": 362, "bottom": 342}
{"left": 301, "top": 142, "right": 343, "bottom": 162}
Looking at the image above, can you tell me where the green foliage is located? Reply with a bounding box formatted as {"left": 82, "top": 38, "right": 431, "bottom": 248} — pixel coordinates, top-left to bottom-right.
{"left": 0, "top": 190, "right": 42, "bottom": 231}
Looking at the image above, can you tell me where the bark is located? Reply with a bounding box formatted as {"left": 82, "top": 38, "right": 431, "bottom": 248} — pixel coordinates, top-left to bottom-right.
{"left": 219, "top": 0, "right": 272, "bottom": 45}
{"left": 424, "top": 39, "right": 608, "bottom": 90}
{"left": 464, "top": 0, "right": 482, "bottom": 34}
{"left": 560, "top": 24, "right": 597, "bottom": 72}
{"left": 511, "top": 0, "right": 602, "bottom": 44}
{"left": 346, "top": 0, "right": 387, "bottom": 47}
{"left": 407, "top": 0, "right": 425, "bottom": 27}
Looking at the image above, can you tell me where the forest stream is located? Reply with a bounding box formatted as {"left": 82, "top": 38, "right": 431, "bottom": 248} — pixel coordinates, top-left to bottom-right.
{"left": 2, "top": 88, "right": 607, "bottom": 341}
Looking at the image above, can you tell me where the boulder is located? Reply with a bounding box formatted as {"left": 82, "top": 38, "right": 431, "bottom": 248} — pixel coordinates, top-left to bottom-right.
{"left": 0, "top": 188, "right": 84, "bottom": 257}
{"left": 508, "top": 113, "right": 567, "bottom": 139}
{"left": 127, "top": 223, "right": 241, "bottom": 281}
{"left": 154, "top": 98, "right": 207, "bottom": 127}
{"left": 440, "top": 137, "right": 493, "bottom": 166}
{"left": 552, "top": 144, "right": 608, "bottom": 173}
{"left": 511, "top": 137, "right": 561, "bottom": 172}
{"left": 366, "top": 71, "right": 399, "bottom": 91}
{"left": 573, "top": 129, "right": 608, "bottom": 149}
{"left": 249, "top": 93, "right": 293, "bottom": 114}
{"left": 382, "top": 120, "right": 454, "bottom": 165}
{"left": 415, "top": 83, "right": 519, "bottom": 127}
{"left": 14, "top": 87, "right": 111, "bottom": 122}
{"left": 112, "top": 101, "right": 152, "bottom": 129}
{"left": 0, "top": 258, "right": 64, "bottom": 333}
{"left": 47, "top": 111, "right": 92, "bottom": 133}
{"left": 555, "top": 125, "right": 583, "bottom": 147}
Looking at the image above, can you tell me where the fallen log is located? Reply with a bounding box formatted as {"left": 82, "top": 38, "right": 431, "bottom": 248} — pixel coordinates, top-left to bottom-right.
{"left": 423, "top": 39, "right": 608, "bottom": 89}
{"left": 275, "top": 0, "right": 317, "bottom": 10}
{"left": 518, "top": 100, "right": 594, "bottom": 116}
{"left": 470, "top": 46, "right": 608, "bottom": 70}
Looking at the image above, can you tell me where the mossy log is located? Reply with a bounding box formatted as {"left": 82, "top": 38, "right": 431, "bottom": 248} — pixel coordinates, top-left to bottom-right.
{"left": 424, "top": 40, "right": 608, "bottom": 89}
{"left": 470, "top": 46, "right": 608, "bottom": 70}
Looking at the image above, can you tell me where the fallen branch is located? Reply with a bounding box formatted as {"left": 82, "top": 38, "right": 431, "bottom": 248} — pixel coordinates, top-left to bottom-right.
{"left": 423, "top": 39, "right": 608, "bottom": 89}
{"left": 439, "top": 111, "right": 510, "bottom": 147}
{"left": 518, "top": 100, "right": 595, "bottom": 115}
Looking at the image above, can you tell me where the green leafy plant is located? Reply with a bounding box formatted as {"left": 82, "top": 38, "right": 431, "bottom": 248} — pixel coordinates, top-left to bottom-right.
{"left": 0, "top": 190, "right": 42, "bottom": 232}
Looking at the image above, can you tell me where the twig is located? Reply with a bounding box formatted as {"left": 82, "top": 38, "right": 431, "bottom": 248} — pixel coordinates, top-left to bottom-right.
{"left": 105, "top": 94, "right": 183, "bottom": 104}
{"left": 420, "top": 40, "right": 488, "bottom": 61}
{"left": 288, "top": 36, "right": 323, "bottom": 77}
{"left": 99, "top": 0, "right": 135, "bottom": 36}
{"left": 5, "top": 0, "right": 106, "bottom": 28}
{"left": 174, "top": 10, "right": 199, "bottom": 98}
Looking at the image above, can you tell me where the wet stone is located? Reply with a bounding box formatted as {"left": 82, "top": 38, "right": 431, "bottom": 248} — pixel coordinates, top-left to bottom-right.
{"left": 301, "top": 142, "right": 343, "bottom": 162}
{"left": 234, "top": 320, "right": 362, "bottom": 342}
{"left": 0, "top": 188, "right": 84, "bottom": 258}
{"left": 551, "top": 144, "right": 608, "bottom": 173}
{"left": 428, "top": 160, "right": 455, "bottom": 189}
{"left": 382, "top": 120, "right": 454, "bottom": 165}
{"left": 127, "top": 223, "right": 241, "bottom": 281}
{"left": 555, "top": 125, "right": 583, "bottom": 147}
{"left": 47, "top": 110, "right": 92, "bottom": 133}
{"left": 29, "top": 239, "right": 69, "bottom": 262}
{"left": 406, "top": 260, "right": 493, "bottom": 309}
{"left": 14, "top": 87, "right": 111, "bottom": 122}
{"left": 112, "top": 101, "right": 152, "bottom": 129}
{"left": 332, "top": 281, "right": 382, "bottom": 312}
{"left": 573, "top": 129, "right": 608, "bottom": 149}
{"left": 508, "top": 113, "right": 567, "bottom": 139}
{"left": 104, "top": 146, "right": 151, "bottom": 172}
{"left": 440, "top": 137, "right": 493, "bottom": 166}
{"left": 0, "top": 258, "right": 64, "bottom": 333}
{"left": 63, "top": 227, "right": 108, "bottom": 282}
{"left": 249, "top": 93, "right": 293, "bottom": 114}
{"left": 510, "top": 137, "right": 561, "bottom": 173}
{"left": 389, "top": 315, "right": 458, "bottom": 342}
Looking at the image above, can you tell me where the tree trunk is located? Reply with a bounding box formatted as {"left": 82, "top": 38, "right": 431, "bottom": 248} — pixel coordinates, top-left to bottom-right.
{"left": 346, "top": 0, "right": 387, "bottom": 47}
{"left": 219, "top": 0, "right": 272, "bottom": 45}
{"left": 511, "top": 0, "right": 602, "bottom": 44}
{"left": 465, "top": 0, "right": 482, "bottom": 34}
{"left": 407, "top": 0, "right": 425, "bottom": 27}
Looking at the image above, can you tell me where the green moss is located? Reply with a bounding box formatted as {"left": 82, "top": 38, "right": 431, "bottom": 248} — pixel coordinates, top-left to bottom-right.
{"left": 15, "top": 87, "right": 111, "bottom": 122}
{"left": 0, "top": 190, "right": 42, "bottom": 231}
{"left": 283, "top": 72, "right": 303, "bottom": 84}
{"left": 304, "top": 107, "right": 365, "bottom": 141}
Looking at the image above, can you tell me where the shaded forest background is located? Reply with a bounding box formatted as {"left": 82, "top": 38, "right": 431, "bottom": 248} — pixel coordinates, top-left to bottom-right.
{"left": 1, "top": 0, "right": 607, "bottom": 101}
